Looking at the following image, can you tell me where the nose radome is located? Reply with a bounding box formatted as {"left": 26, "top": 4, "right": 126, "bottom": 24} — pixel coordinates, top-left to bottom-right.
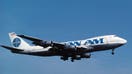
{"left": 121, "top": 38, "right": 127, "bottom": 44}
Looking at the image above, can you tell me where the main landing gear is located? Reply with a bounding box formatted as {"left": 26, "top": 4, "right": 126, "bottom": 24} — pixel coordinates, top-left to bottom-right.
{"left": 61, "top": 54, "right": 91, "bottom": 62}
{"left": 71, "top": 58, "right": 75, "bottom": 62}
{"left": 60, "top": 56, "right": 68, "bottom": 61}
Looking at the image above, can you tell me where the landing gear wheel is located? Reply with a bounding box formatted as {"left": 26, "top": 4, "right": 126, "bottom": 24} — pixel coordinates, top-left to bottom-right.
{"left": 71, "top": 59, "right": 74, "bottom": 62}
{"left": 112, "top": 49, "right": 115, "bottom": 55}
{"left": 60, "top": 56, "right": 68, "bottom": 61}
{"left": 71, "top": 57, "right": 75, "bottom": 62}
{"left": 112, "top": 52, "right": 114, "bottom": 55}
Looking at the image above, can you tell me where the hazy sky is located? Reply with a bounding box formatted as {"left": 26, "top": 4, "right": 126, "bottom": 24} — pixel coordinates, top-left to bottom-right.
{"left": 0, "top": 0, "right": 132, "bottom": 74}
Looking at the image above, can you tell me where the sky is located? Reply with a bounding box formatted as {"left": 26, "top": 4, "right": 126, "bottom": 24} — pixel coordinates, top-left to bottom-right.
{"left": 0, "top": 0, "right": 132, "bottom": 74}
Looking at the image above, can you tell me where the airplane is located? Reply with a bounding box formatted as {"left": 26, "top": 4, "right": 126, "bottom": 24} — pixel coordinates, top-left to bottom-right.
{"left": 1, "top": 32, "right": 127, "bottom": 62}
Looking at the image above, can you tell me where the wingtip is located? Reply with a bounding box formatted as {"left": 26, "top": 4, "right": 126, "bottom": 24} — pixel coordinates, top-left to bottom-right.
{"left": 0, "top": 45, "right": 4, "bottom": 47}
{"left": 0, "top": 45, "right": 6, "bottom": 48}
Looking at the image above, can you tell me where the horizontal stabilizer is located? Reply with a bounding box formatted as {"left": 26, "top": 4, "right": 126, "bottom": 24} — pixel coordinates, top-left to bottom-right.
{"left": 1, "top": 45, "right": 23, "bottom": 52}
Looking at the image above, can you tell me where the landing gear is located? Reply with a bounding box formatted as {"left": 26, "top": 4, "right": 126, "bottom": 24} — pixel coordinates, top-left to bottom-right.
{"left": 71, "top": 58, "right": 74, "bottom": 62}
{"left": 60, "top": 56, "right": 68, "bottom": 61}
{"left": 70, "top": 58, "right": 80, "bottom": 62}
{"left": 112, "top": 49, "right": 115, "bottom": 55}
{"left": 81, "top": 54, "right": 91, "bottom": 58}
{"left": 61, "top": 54, "right": 91, "bottom": 62}
{"left": 71, "top": 55, "right": 76, "bottom": 62}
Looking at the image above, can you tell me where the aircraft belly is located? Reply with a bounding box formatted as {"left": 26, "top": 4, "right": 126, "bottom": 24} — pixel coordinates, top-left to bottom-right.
{"left": 87, "top": 43, "right": 123, "bottom": 52}
{"left": 20, "top": 51, "right": 57, "bottom": 56}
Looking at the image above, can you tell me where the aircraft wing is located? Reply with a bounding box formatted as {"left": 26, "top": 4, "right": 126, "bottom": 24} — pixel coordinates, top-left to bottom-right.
{"left": 17, "top": 34, "right": 66, "bottom": 48}
{"left": 17, "top": 35, "right": 42, "bottom": 42}
{"left": 1, "top": 45, "right": 24, "bottom": 52}
{"left": 17, "top": 34, "right": 89, "bottom": 52}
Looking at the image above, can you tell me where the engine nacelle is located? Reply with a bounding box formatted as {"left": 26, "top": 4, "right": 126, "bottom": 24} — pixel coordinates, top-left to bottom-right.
{"left": 81, "top": 54, "right": 91, "bottom": 58}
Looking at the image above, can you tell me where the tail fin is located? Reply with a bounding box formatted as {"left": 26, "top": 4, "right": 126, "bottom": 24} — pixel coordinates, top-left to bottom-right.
{"left": 9, "top": 32, "right": 31, "bottom": 50}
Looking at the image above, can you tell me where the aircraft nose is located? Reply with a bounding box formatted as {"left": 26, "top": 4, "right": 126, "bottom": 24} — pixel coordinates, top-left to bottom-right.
{"left": 120, "top": 38, "right": 127, "bottom": 44}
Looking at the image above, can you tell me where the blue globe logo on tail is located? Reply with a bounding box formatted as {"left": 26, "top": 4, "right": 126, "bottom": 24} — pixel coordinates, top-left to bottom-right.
{"left": 13, "top": 38, "right": 21, "bottom": 47}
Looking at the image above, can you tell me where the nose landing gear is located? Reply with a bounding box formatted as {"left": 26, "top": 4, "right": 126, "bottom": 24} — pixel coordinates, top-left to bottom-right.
{"left": 112, "top": 49, "right": 115, "bottom": 55}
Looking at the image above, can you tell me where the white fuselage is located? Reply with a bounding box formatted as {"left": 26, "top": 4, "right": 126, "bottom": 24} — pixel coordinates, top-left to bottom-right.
{"left": 64, "top": 35, "right": 127, "bottom": 51}
{"left": 21, "top": 35, "right": 127, "bottom": 54}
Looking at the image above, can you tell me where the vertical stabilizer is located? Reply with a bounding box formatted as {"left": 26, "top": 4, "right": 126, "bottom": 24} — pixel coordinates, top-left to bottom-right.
{"left": 9, "top": 32, "right": 31, "bottom": 50}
